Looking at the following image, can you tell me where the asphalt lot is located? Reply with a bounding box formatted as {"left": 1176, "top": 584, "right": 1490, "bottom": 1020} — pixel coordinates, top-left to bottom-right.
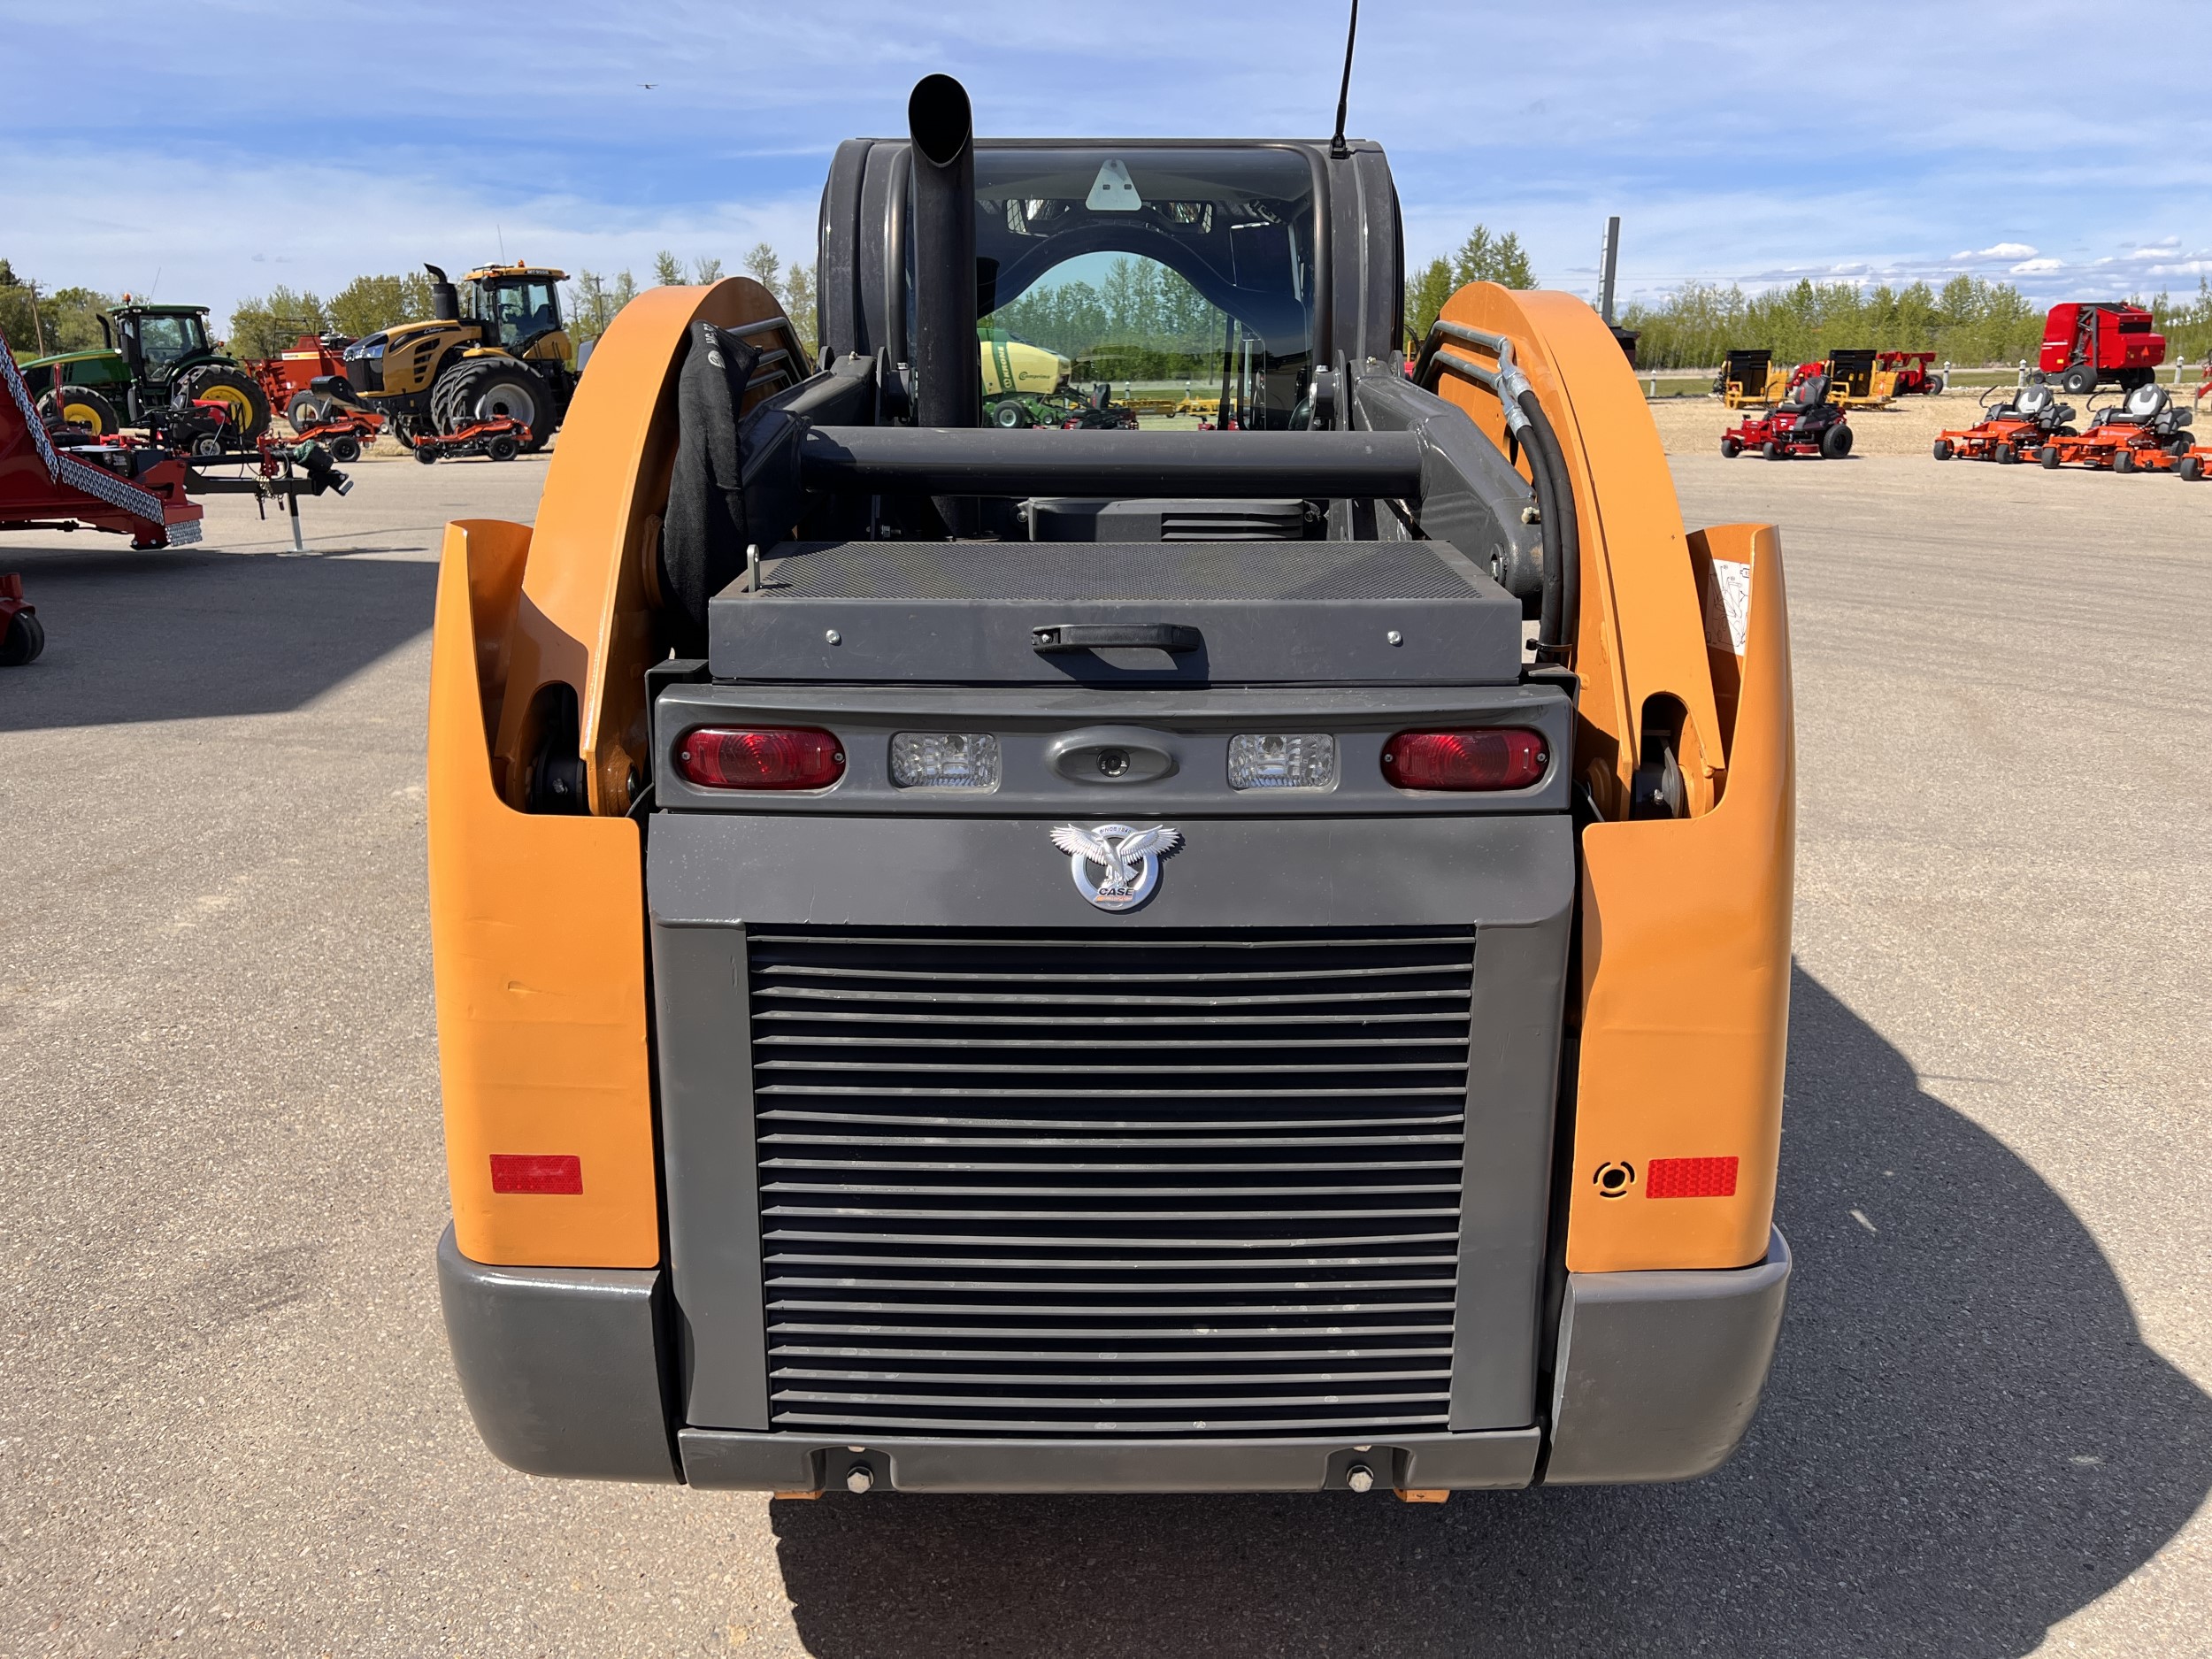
{"left": 3, "top": 448, "right": 2208, "bottom": 1656}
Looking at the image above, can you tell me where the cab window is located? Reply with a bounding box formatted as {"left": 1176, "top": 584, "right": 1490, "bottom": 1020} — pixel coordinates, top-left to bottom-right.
{"left": 130, "top": 313, "right": 205, "bottom": 370}
{"left": 488, "top": 280, "right": 560, "bottom": 349}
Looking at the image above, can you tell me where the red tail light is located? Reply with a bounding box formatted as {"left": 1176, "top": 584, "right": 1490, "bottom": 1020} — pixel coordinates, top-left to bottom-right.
{"left": 678, "top": 726, "right": 845, "bottom": 790}
{"left": 1380, "top": 728, "right": 1548, "bottom": 791}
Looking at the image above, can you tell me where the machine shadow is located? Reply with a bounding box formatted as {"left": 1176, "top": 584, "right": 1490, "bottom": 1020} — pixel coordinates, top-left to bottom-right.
{"left": 0, "top": 545, "right": 437, "bottom": 732}
{"left": 772, "top": 964, "right": 2212, "bottom": 1659}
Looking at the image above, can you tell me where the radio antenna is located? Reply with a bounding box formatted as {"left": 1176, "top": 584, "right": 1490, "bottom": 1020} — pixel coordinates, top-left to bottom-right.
{"left": 1328, "top": 0, "right": 1359, "bottom": 159}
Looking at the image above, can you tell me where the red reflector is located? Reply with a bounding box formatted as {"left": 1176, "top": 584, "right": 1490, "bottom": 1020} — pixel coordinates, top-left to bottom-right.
{"left": 1647, "top": 1156, "right": 1739, "bottom": 1199}
{"left": 489, "top": 1154, "right": 584, "bottom": 1195}
{"left": 677, "top": 726, "right": 845, "bottom": 790}
{"left": 1380, "top": 728, "right": 1548, "bottom": 791}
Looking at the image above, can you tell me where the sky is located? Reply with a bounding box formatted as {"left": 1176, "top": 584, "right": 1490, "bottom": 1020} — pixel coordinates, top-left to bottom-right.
{"left": 2, "top": 0, "right": 2208, "bottom": 329}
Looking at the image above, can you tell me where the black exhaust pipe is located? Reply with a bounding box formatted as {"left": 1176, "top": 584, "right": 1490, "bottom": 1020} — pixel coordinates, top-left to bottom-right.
{"left": 908, "top": 74, "right": 982, "bottom": 551}
{"left": 425, "top": 264, "right": 460, "bottom": 323}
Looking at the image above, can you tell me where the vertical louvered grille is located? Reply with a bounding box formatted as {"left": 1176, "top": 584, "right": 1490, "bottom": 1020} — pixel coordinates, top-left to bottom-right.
{"left": 749, "top": 926, "right": 1472, "bottom": 1439}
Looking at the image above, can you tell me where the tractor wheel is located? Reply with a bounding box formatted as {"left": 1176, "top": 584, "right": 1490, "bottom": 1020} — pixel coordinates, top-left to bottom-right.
{"left": 328, "top": 434, "right": 363, "bottom": 465}
{"left": 175, "top": 365, "right": 272, "bottom": 442}
{"left": 2060, "top": 364, "right": 2098, "bottom": 396}
{"left": 2113, "top": 449, "right": 2136, "bottom": 475}
{"left": 1994, "top": 442, "right": 2016, "bottom": 465}
{"left": 1821, "top": 423, "right": 1854, "bottom": 459}
{"left": 37, "top": 385, "right": 122, "bottom": 437}
{"left": 2039, "top": 445, "right": 2061, "bottom": 469}
{"left": 487, "top": 434, "right": 521, "bottom": 463}
{"left": 0, "top": 609, "right": 44, "bottom": 667}
{"left": 2180, "top": 456, "right": 2204, "bottom": 482}
{"left": 287, "top": 392, "right": 329, "bottom": 434}
{"left": 1761, "top": 440, "right": 1781, "bottom": 460}
{"left": 1721, "top": 435, "right": 1742, "bottom": 458}
{"left": 434, "top": 358, "right": 549, "bottom": 448}
{"left": 1932, "top": 439, "right": 1952, "bottom": 461}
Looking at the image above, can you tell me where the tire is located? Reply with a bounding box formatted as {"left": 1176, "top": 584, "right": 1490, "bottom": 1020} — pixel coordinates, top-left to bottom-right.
{"left": 1927, "top": 373, "right": 1947, "bottom": 396}
{"left": 1994, "top": 442, "right": 2016, "bottom": 465}
{"left": 37, "top": 385, "right": 122, "bottom": 436}
{"left": 1821, "top": 423, "right": 1854, "bottom": 459}
{"left": 1932, "top": 439, "right": 1952, "bottom": 461}
{"left": 2113, "top": 449, "right": 2136, "bottom": 475}
{"left": 328, "top": 434, "right": 362, "bottom": 464}
{"left": 486, "top": 434, "right": 521, "bottom": 463}
{"left": 287, "top": 391, "right": 330, "bottom": 434}
{"left": 191, "top": 434, "right": 224, "bottom": 457}
{"left": 414, "top": 444, "right": 441, "bottom": 466}
{"left": 0, "top": 609, "right": 43, "bottom": 667}
{"left": 2039, "top": 445, "right": 2061, "bottom": 469}
{"left": 2180, "top": 456, "right": 2204, "bottom": 482}
{"left": 992, "top": 399, "right": 1031, "bottom": 429}
{"left": 2060, "top": 364, "right": 2097, "bottom": 396}
{"left": 1720, "top": 435, "right": 1742, "bottom": 458}
{"left": 1761, "top": 440, "right": 1781, "bottom": 459}
{"left": 174, "top": 364, "right": 272, "bottom": 442}
{"left": 434, "top": 357, "right": 549, "bottom": 447}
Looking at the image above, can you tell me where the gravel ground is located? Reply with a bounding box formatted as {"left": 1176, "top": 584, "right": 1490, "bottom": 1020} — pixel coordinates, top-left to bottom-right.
{"left": 2, "top": 448, "right": 2207, "bottom": 1656}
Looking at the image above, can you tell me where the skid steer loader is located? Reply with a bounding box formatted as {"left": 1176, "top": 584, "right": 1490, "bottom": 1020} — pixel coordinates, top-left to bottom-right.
{"left": 428, "top": 75, "right": 1796, "bottom": 1500}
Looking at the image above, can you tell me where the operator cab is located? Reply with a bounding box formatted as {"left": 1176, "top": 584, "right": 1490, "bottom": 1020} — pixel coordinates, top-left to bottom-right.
{"left": 114, "top": 308, "right": 210, "bottom": 377}
{"left": 461, "top": 267, "right": 569, "bottom": 355}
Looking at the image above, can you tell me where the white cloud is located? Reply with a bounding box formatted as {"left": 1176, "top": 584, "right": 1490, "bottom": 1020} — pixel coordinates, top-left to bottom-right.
{"left": 1952, "top": 242, "right": 2039, "bottom": 260}
{"left": 2009, "top": 257, "right": 2064, "bottom": 274}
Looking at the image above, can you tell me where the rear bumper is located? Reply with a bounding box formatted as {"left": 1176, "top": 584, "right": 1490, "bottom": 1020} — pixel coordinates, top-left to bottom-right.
{"left": 437, "top": 1225, "right": 1789, "bottom": 1491}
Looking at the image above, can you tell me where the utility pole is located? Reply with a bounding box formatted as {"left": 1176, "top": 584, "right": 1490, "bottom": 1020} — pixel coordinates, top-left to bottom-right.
{"left": 1598, "top": 216, "right": 1621, "bottom": 326}
{"left": 27, "top": 280, "right": 47, "bottom": 356}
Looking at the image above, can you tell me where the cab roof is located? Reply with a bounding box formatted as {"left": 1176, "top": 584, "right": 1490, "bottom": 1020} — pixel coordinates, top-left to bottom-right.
{"left": 462, "top": 264, "right": 568, "bottom": 283}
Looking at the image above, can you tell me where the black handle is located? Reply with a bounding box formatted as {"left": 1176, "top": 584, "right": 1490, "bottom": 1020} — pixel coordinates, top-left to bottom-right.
{"left": 1032, "top": 623, "right": 1202, "bottom": 655}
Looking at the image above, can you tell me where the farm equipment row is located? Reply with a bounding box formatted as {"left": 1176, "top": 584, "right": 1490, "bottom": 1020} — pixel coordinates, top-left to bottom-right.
{"left": 1933, "top": 383, "right": 2205, "bottom": 476}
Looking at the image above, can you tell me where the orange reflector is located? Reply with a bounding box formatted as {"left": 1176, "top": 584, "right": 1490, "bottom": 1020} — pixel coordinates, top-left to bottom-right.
{"left": 490, "top": 1153, "right": 584, "bottom": 1195}
{"left": 1646, "top": 1156, "right": 1738, "bottom": 1199}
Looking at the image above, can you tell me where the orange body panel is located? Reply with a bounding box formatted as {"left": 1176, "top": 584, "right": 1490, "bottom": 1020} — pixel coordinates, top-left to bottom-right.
{"left": 428, "top": 520, "right": 659, "bottom": 1267}
{"left": 1566, "top": 524, "right": 1794, "bottom": 1271}
{"left": 431, "top": 277, "right": 808, "bottom": 1267}
{"left": 1431, "top": 288, "right": 1795, "bottom": 1272}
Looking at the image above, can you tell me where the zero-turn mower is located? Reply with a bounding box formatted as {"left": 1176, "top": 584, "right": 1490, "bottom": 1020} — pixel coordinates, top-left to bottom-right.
{"left": 1721, "top": 372, "right": 1851, "bottom": 459}
{"left": 2035, "top": 383, "right": 2194, "bottom": 472}
{"left": 1932, "top": 382, "right": 2076, "bottom": 463}
{"left": 427, "top": 73, "right": 1796, "bottom": 1502}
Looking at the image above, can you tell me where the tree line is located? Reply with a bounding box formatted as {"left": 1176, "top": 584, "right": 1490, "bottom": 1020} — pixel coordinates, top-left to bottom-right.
{"left": 988, "top": 259, "right": 1231, "bottom": 380}
{"left": 1615, "top": 274, "right": 2209, "bottom": 371}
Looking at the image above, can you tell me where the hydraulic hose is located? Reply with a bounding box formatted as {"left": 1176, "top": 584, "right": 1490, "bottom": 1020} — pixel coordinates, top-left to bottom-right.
{"left": 1413, "top": 321, "right": 1579, "bottom": 660}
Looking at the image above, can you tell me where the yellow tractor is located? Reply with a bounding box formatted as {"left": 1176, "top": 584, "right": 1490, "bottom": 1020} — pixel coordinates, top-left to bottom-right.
{"left": 340, "top": 264, "right": 577, "bottom": 450}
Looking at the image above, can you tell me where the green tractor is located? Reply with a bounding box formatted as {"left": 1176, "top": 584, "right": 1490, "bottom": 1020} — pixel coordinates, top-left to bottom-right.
{"left": 17, "top": 303, "right": 272, "bottom": 442}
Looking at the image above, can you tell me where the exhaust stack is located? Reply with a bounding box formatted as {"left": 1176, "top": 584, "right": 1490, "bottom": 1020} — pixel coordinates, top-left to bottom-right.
{"left": 907, "top": 74, "right": 979, "bottom": 435}
{"left": 426, "top": 264, "right": 460, "bottom": 323}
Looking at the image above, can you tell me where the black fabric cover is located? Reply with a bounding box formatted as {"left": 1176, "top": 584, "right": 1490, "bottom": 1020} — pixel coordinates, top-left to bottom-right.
{"left": 659, "top": 322, "right": 763, "bottom": 656}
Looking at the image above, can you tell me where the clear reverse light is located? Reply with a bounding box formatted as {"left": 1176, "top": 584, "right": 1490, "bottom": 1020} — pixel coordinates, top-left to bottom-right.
{"left": 1227, "top": 733, "right": 1336, "bottom": 790}
{"left": 890, "top": 732, "right": 1001, "bottom": 790}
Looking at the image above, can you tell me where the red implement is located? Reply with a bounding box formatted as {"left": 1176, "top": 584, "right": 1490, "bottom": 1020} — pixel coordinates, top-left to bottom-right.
{"left": 2, "top": 333, "right": 202, "bottom": 549}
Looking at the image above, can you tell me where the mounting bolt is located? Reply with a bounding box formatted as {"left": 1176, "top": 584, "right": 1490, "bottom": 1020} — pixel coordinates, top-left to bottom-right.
{"left": 1386, "top": 630, "right": 1403, "bottom": 647}
{"left": 845, "top": 1464, "right": 874, "bottom": 1494}
{"left": 825, "top": 629, "right": 841, "bottom": 645}
{"left": 1347, "top": 1464, "right": 1376, "bottom": 1494}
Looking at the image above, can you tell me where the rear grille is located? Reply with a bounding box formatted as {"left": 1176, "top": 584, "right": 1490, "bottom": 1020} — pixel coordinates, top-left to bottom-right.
{"left": 749, "top": 925, "right": 1473, "bottom": 1439}
{"left": 1159, "top": 503, "right": 1305, "bottom": 541}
